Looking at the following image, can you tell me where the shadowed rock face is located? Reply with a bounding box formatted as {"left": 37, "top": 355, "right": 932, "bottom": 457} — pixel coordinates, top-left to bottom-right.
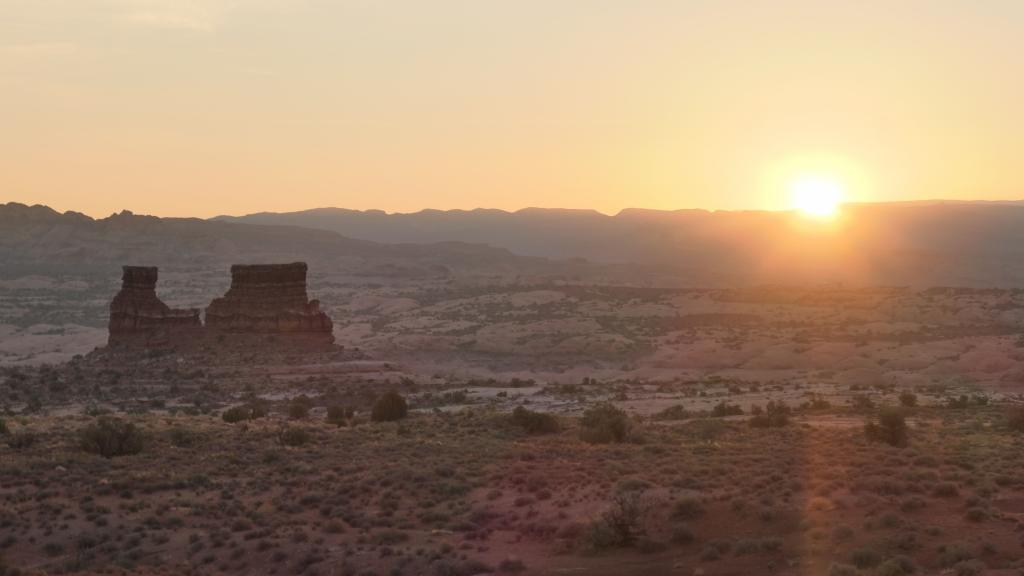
{"left": 106, "top": 262, "right": 334, "bottom": 349}
{"left": 205, "top": 263, "right": 334, "bottom": 339}
{"left": 108, "top": 266, "right": 201, "bottom": 346}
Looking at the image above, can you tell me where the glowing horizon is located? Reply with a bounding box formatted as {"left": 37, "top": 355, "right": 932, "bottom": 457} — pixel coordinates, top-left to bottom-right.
{"left": 2, "top": 1, "right": 1023, "bottom": 219}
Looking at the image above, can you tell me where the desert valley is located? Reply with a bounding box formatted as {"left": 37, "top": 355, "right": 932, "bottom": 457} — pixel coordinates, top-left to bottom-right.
{"left": 2, "top": 202, "right": 1024, "bottom": 576}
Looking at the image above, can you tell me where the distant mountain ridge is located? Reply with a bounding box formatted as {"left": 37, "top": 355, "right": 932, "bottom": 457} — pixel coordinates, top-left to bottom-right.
{"left": 5, "top": 201, "right": 1024, "bottom": 287}
{"left": 214, "top": 202, "right": 1024, "bottom": 286}
{"left": 0, "top": 202, "right": 635, "bottom": 283}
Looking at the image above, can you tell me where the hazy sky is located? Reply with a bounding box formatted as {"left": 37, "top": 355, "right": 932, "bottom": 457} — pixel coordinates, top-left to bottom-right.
{"left": 2, "top": 0, "right": 1022, "bottom": 217}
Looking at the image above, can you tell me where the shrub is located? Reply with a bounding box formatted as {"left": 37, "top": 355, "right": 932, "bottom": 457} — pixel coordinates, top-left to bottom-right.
{"left": 79, "top": 418, "right": 145, "bottom": 458}
{"left": 865, "top": 407, "right": 908, "bottom": 447}
{"left": 653, "top": 405, "right": 691, "bottom": 421}
{"left": 222, "top": 401, "right": 269, "bottom": 423}
{"left": 1007, "top": 406, "right": 1024, "bottom": 433}
{"left": 710, "top": 402, "right": 743, "bottom": 417}
{"left": 946, "top": 395, "right": 971, "bottom": 409}
{"left": 899, "top": 392, "right": 918, "bottom": 407}
{"left": 497, "top": 557, "right": 526, "bottom": 573}
{"left": 288, "top": 397, "right": 312, "bottom": 420}
{"left": 828, "top": 564, "right": 859, "bottom": 576}
{"left": 580, "top": 403, "right": 630, "bottom": 444}
{"left": 749, "top": 401, "right": 790, "bottom": 428}
{"left": 670, "top": 525, "right": 695, "bottom": 545}
{"left": 850, "top": 546, "right": 882, "bottom": 569}
{"left": 876, "top": 555, "right": 917, "bottom": 576}
{"left": 511, "top": 406, "right": 559, "bottom": 434}
{"left": 671, "top": 496, "right": 705, "bottom": 520}
{"left": 371, "top": 392, "right": 408, "bottom": 422}
{"left": 326, "top": 405, "right": 353, "bottom": 427}
{"left": 222, "top": 406, "right": 251, "bottom": 423}
{"left": 0, "top": 418, "right": 7, "bottom": 435}
{"left": 169, "top": 428, "right": 201, "bottom": 448}
{"left": 581, "top": 490, "right": 649, "bottom": 550}
{"left": 6, "top": 431, "right": 35, "bottom": 450}
{"left": 277, "top": 426, "right": 310, "bottom": 447}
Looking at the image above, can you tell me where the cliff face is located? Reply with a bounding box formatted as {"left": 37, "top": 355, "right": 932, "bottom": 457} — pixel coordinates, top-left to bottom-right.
{"left": 106, "top": 262, "right": 334, "bottom": 349}
{"left": 205, "top": 263, "right": 334, "bottom": 338}
{"left": 108, "top": 266, "right": 201, "bottom": 346}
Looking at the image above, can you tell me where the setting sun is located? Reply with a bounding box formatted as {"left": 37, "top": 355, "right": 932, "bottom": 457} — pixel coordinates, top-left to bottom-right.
{"left": 790, "top": 175, "right": 844, "bottom": 218}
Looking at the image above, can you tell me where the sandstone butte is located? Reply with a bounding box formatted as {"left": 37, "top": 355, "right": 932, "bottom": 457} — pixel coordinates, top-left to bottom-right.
{"left": 107, "top": 262, "right": 334, "bottom": 349}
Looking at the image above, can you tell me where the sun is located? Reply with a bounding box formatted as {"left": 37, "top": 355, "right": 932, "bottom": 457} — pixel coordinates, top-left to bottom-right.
{"left": 789, "top": 175, "right": 843, "bottom": 218}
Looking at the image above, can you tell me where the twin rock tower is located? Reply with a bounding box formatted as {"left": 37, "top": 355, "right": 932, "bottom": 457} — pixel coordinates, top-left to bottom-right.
{"left": 108, "top": 263, "right": 334, "bottom": 349}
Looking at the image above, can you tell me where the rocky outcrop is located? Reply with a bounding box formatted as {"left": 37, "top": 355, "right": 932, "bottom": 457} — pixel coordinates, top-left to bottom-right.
{"left": 205, "top": 263, "right": 334, "bottom": 340}
{"left": 106, "top": 262, "right": 334, "bottom": 349}
{"left": 108, "top": 266, "right": 201, "bottom": 346}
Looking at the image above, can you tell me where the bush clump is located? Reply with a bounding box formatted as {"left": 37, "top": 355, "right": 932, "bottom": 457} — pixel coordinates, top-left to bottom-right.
{"left": 710, "top": 402, "right": 743, "bottom": 417}
{"left": 0, "top": 418, "right": 7, "bottom": 435}
{"left": 1007, "top": 406, "right": 1024, "bottom": 433}
{"left": 371, "top": 391, "right": 408, "bottom": 422}
{"left": 581, "top": 490, "right": 651, "bottom": 551}
{"left": 80, "top": 417, "right": 145, "bottom": 458}
{"left": 511, "top": 406, "right": 559, "bottom": 434}
{"left": 6, "top": 431, "right": 35, "bottom": 450}
{"left": 288, "top": 396, "right": 312, "bottom": 420}
{"left": 276, "top": 426, "right": 311, "bottom": 447}
{"left": 899, "top": 392, "right": 918, "bottom": 407}
{"left": 580, "top": 403, "right": 630, "bottom": 444}
{"left": 749, "top": 401, "right": 790, "bottom": 428}
{"left": 221, "top": 401, "right": 269, "bottom": 424}
{"left": 326, "top": 405, "right": 354, "bottom": 427}
{"left": 865, "top": 407, "right": 908, "bottom": 447}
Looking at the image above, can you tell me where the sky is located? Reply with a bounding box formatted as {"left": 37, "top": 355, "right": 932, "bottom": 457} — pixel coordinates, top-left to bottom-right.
{"left": 1, "top": 0, "right": 1022, "bottom": 218}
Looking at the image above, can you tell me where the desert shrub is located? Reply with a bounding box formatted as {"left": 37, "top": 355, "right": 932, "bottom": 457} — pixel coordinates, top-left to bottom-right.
{"left": 851, "top": 394, "right": 876, "bottom": 412}
{"left": 876, "top": 555, "right": 917, "bottom": 576}
{"left": 288, "top": 396, "right": 312, "bottom": 420}
{"left": 850, "top": 546, "right": 882, "bottom": 569}
{"left": 168, "top": 428, "right": 201, "bottom": 448}
{"left": 710, "top": 402, "right": 743, "bottom": 417}
{"left": 221, "top": 401, "right": 268, "bottom": 423}
{"left": 952, "top": 560, "right": 985, "bottom": 576}
{"left": 581, "top": 490, "right": 650, "bottom": 550}
{"left": 0, "top": 419, "right": 7, "bottom": 435}
{"left": 653, "top": 405, "right": 691, "bottom": 421}
{"left": 964, "top": 507, "right": 987, "bottom": 522}
{"left": 749, "top": 401, "right": 790, "bottom": 428}
{"left": 276, "top": 426, "right": 310, "bottom": 447}
{"left": 510, "top": 406, "right": 559, "bottom": 434}
{"left": 222, "top": 406, "right": 250, "bottom": 423}
{"left": 946, "top": 395, "right": 971, "bottom": 409}
{"left": 326, "top": 405, "right": 353, "bottom": 427}
{"left": 932, "top": 482, "right": 959, "bottom": 498}
{"left": 1006, "top": 406, "right": 1024, "bottom": 433}
{"left": 670, "top": 525, "right": 695, "bottom": 545}
{"left": 865, "top": 407, "right": 908, "bottom": 447}
{"left": 828, "top": 563, "right": 858, "bottom": 576}
{"left": 671, "top": 496, "right": 705, "bottom": 520}
{"left": 79, "top": 418, "right": 144, "bottom": 458}
{"left": 937, "top": 543, "right": 974, "bottom": 567}
{"left": 497, "top": 557, "right": 526, "bottom": 573}
{"left": 899, "top": 392, "right": 918, "bottom": 407}
{"left": 6, "top": 431, "right": 35, "bottom": 450}
{"left": 580, "top": 403, "right": 630, "bottom": 444}
{"left": 371, "top": 391, "right": 408, "bottom": 422}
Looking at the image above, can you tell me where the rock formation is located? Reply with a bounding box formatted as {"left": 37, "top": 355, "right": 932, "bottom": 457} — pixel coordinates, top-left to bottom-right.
{"left": 205, "top": 263, "right": 334, "bottom": 340}
{"left": 106, "top": 262, "right": 334, "bottom": 349}
{"left": 108, "top": 266, "right": 201, "bottom": 346}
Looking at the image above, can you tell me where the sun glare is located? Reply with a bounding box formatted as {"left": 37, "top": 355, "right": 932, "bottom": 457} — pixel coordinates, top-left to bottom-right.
{"left": 790, "top": 175, "right": 843, "bottom": 218}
